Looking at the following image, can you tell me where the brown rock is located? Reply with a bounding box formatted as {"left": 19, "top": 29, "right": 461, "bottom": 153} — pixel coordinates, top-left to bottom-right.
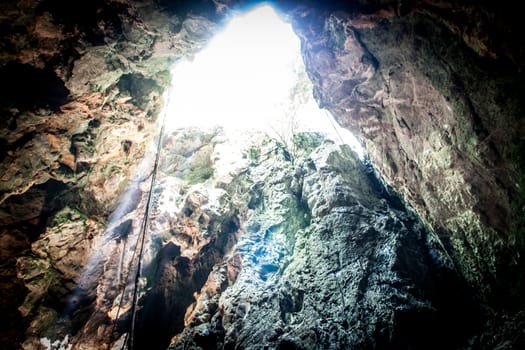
{"left": 46, "top": 134, "right": 62, "bottom": 150}
{"left": 59, "top": 152, "right": 76, "bottom": 172}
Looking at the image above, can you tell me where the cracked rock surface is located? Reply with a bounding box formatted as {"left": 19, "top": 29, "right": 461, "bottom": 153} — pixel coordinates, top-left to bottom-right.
{"left": 171, "top": 133, "right": 476, "bottom": 350}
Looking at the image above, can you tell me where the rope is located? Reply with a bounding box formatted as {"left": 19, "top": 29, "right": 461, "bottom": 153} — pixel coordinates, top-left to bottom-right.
{"left": 110, "top": 219, "right": 140, "bottom": 342}
{"left": 127, "top": 91, "right": 171, "bottom": 350}
{"left": 323, "top": 108, "right": 347, "bottom": 146}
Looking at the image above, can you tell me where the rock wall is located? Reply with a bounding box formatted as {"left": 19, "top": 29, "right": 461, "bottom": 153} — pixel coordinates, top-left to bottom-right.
{"left": 291, "top": 0, "right": 525, "bottom": 304}
{"left": 23, "top": 127, "right": 480, "bottom": 350}
{"left": 171, "top": 132, "right": 478, "bottom": 350}
{"left": 0, "top": 1, "right": 217, "bottom": 348}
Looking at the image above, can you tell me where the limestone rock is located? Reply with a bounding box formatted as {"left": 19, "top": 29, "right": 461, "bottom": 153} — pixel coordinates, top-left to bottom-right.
{"left": 171, "top": 134, "right": 476, "bottom": 350}
{"left": 294, "top": 6, "right": 524, "bottom": 302}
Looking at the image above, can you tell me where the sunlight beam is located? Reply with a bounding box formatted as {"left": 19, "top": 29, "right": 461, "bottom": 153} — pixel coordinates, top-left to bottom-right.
{"left": 165, "top": 3, "right": 365, "bottom": 158}
{"left": 167, "top": 4, "right": 298, "bottom": 130}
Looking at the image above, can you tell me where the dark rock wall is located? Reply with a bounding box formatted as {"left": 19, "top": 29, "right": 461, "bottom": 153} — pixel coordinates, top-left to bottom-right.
{"left": 0, "top": 1, "right": 217, "bottom": 348}
{"left": 290, "top": 1, "right": 525, "bottom": 304}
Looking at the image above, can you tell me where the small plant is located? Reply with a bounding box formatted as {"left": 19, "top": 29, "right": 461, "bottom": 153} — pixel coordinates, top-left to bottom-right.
{"left": 50, "top": 207, "right": 88, "bottom": 228}
{"left": 268, "top": 55, "right": 313, "bottom": 165}
{"left": 293, "top": 132, "right": 323, "bottom": 153}
{"left": 184, "top": 150, "right": 214, "bottom": 184}
{"left": 51, "top": 210, "right": 72, "bottom": 227}
{"left": 248, "top": 145, "right": 261, "bottom": 165}
{"left": 185, "top": 164, "right": 214, "bottom": 184}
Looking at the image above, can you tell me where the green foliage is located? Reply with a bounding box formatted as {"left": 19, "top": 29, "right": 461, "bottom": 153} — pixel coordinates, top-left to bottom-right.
{"left": 293, "top": 132, "right": 323, "bottom": 152}
{"left": 247, "top": 145, "right": 261, "bottom": 165}
{"left": 102, "top": 163, "right": 122, "bottom": 177}
{"left": 51, "top": 211, "right": 72, "bottom": 227}
{"left": 184, "top": 152, "right": 214, "bottom": 184}
{"left": 185, "top": 165, "right": 213, "bottom": 184}
{"left": 50, "top": 207, "right": 88, "bottom": 228}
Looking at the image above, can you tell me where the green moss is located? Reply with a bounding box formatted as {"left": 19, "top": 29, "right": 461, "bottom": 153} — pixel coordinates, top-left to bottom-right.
{"left": 184, "top": 150, "right": 214, "bottom": 184}
{"left": 50, "top": 207, "right": 88, "bottom": 228}
{"left": 185, "top": 165, "right": 213, "bottom": 184}
{"left": 293, "top": 132, "right": 323, "bottom": 153}
{"left": 102, "top": 163, "right": 123, "bottom": 177}
{"left": 17, "top": 256, "right": 59, "bottom": 316}
{"left": 247, "top": 145, "right": 261, "bottom": 165}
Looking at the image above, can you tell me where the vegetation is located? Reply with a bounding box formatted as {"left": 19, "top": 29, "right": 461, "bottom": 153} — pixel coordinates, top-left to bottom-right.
{"left": 185, "top": 164, "right": 214, "bottom": 184}
{"left": 269, "top": 56, "right": 312, "bottom": 165}
{"left": 50, "top": 206, "right": 88, "bottom": 229}
{"left": 247, "top": 145, "right": 261, "bottom": 165}
{"left": 292, "top": 132, "right": 323, "bottom": 153}
{"left": 184, "top": 151, "right": 214, "bottom": 184}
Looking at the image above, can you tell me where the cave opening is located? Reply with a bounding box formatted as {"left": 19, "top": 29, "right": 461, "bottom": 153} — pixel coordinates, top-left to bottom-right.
{"left": 2, "top": 0, "right": 524, "bottom": 349}
{"left": 164, "top": 2, "right": 364, "bottom": 158}
{"left": 129, "top": 4, "right": 367, "bottom": 349}
{"left": 54, "top": 4, "right": 366, "bottom": 350}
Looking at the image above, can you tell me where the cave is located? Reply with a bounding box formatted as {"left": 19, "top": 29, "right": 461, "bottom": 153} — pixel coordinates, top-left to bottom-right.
{"left": 1, "top": 1, "right": 524, "bottom": 349}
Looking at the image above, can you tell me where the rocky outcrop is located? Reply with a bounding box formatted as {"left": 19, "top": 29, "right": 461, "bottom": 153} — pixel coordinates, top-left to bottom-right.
{"left": 171, "top": 133, "right": 477, "bottom": 349}
{"left": 292, "top": 2, "right": 525, "bottom": 306}
{"left": 16, "top": 127, "right": 246, "bottom": 349}
{"left": 11, "top": 124, "right": 481, "bottom": 350}
{"left": 0, "top": 1, "right": 217, "bottom": 349}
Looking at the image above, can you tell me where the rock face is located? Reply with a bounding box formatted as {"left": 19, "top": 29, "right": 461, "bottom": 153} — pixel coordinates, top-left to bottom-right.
{"left": 171, "top": 133, "right": 477, "bottom": 350}
{"left": 292, "top": 0, "right": 525, "bottom": 304}
{"left": 0, "top": 1, "right": 216, "bottom": 348}
{"left": 0, "top": 0, "right": 524, "bottom": 349}
{"left": 18, "top": 128, "right": 479, "bottom": 350}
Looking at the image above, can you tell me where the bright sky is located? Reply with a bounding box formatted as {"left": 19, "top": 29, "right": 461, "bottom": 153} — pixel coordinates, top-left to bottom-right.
{"left": 164, "top": 3, "right": 364, "bottom": 158}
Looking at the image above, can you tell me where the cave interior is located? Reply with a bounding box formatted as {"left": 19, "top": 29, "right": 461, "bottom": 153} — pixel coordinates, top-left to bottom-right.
{"left": 0, "top": 0, "right": 524, "bottom": 349}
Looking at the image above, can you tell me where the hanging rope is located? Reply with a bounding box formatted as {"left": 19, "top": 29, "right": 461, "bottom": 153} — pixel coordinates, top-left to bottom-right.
{"left": 110, "top": 221, "right": 140, "bottom": 342}
{"left": 103, "top": 89, "right": 173, "bottom": 349}
{"left": 323, "top": 108, "right": 347, "bottom": 146}
{"left": 127, "top": 91, "right": 171, "bottom": 350}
